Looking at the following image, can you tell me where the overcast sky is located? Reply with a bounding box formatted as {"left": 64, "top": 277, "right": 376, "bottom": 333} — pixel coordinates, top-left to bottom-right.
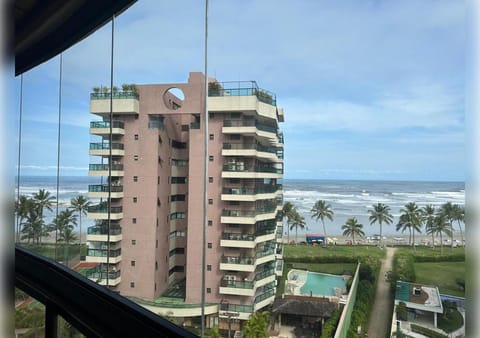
{"left": 13, "top": 0, "right": 465, "bottom": 181}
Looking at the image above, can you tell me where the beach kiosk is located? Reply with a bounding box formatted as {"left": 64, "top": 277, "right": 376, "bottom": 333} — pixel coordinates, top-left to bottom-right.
{"left": 306, "top": 234, "right": 326, "bottom": 245}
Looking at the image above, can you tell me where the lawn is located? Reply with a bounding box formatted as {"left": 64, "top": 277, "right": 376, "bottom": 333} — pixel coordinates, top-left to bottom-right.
{"left": 414, "top": 262, "right": 465, "bottom": 297}
{"left": 395, "top": 246, "right": 465, "bottom": 258}
{"left": 18, "top": 243, "right": 86, "bottom": 262}
{"left": 284, "top": 244, "right": 386, "bottom": 260}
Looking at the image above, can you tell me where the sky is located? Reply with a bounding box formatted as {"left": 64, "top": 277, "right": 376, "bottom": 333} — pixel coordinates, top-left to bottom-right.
{"left": 12, "top": 0, "right": 466, "bottom": 181}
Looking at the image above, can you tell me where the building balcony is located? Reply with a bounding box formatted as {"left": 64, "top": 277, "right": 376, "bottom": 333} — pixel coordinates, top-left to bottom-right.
{"left": 221, "top": 207, "right": 277, "bottom": 224}
{"left": 90, "top": 91, "right": 139, "bottom": 116}
{"left": 89, "top": 142, "right": 124, "bottom": 156}
{"left": 220, "top": 255, "right": 255, "bottom": 272}
{"left": 275, "top": 260, "right": 284, "bottom": 277}
{"left": 254, "top": 288, "right": 275, "bottom": 312}
{"left": 219, "top": 303, "right": 253, "bottom": 321}
{"left": 86, "top": 248, "right": 122, "bottom": 264}
{"left": 90, "top": 120, "right": 125, "bottom": 136}
{"left": 86, "top": 226, "right": 122, "bottom": 242}
{"left": 88, "top": 163, "right": 124, "bottom": 177}
{"left": 88, "top": 184, "right": 123, "bottom": 198}
{"left": 254, "top": 268, "right": 276, "bottom": 289}
{"left": 222, "top": 120, "right": 277, "bottom": 140}
{"left": 222, "top": 143, "right": 279, "bottom": 161}
{"left": 87, "top": 205, "right": 123, "bottom": 220}
{"left": 222, "top": 163, "right": 283, "bottom": 179}
{"left": 86, "top": 269, "right": 121, "bottom": 286}
{"left": 219, "top": 278, "right": 255, "bottom": 297}
{"left": 255, "top": 249, "right": 276, "bottom": 265}
{"left": 221, "top": 185, "right": 279, "bottom": 202}
{"left": 219, "top": 229, "right": 276, "bottom": 249}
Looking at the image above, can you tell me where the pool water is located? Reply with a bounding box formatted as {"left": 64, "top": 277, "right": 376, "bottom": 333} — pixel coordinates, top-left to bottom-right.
{"left": 300, "top": 272, "right": 346, "bottom": 296}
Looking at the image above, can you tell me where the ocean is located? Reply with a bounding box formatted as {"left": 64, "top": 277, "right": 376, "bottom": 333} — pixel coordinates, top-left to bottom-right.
{"left": 16, "top": 176, "right": 465, "bottom": 237}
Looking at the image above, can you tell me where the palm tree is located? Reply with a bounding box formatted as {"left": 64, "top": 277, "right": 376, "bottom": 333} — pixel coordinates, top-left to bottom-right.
{"left": 310, "top": 200, "right": 334, "bottom": 247}
{"left": 70, "top": 195, "right": 91, "bottom": 257}
{"left": 341, "top": 217, "right": 365, "bottom": 246}
{"left": 431, "top": 214, "right": 452, "bottom": 255}
{"left": 452, "top": 204, "right": 465, "bottom": 247}
{"left": 400, "top": 202, "right": 422, "bottom": 251}
{"left": 15, "top": 195, "right": 33, "bottom": 242}
{"left": 32, "top": 189, "right": 56, "bottom": 244}
{"left": 281, "top": 202, "right": 295, "bottom": 244}
{"left": 396, "top": 214, "right": 412, "bottom": 245}
{"left": 368, "top": 203, "right": 393, "bottom": 248}
{"left": 422, "top": 205, "right": 436, "bottom": 248}
{"left": 439, "top": 202, "right": 456, "bottom": 248}
{"left": 289, "top": 210, "right": 306, "bottom": 245}
{"left": 53, "top": 209, "right": 77, "bottom": 265}
{"left": 21, "top": 209, "right": 43, "bottom": 244}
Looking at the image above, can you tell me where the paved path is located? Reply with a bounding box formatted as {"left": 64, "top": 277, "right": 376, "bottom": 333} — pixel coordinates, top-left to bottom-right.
{"left": 366, "top": 247, "right": 396, "bottom": 338}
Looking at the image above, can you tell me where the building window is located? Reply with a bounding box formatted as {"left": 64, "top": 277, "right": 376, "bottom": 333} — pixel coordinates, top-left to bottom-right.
{"left": 132, "top": 240, "right": 136, "bottom": 245}
{"left": 172, "top": 159, "right": 188, "bottom": 167}
{"left": 170, "top": 212, "right": 186, "bottom": 220}
{"left": 131, "top": 261, "right": 136, "bottom": 266}
{"left": 133, "top": 197, "right": 137, "bottom": 203}
{"left": 208, "top": 220, "right": 212, "bottom": 226}
{"left": 171, "top": 194, "right": 186, "bottom": 202}
{"left": 134, "top": 155, "right": 139, "bottom": 161}
{"left": 209, "top": 177, "right": 213, "bottom": 183}
{"left": 156, "top": 240, "right": 158, "bottom": 248}
{"left": 209, "top": 134, "right": 214, "bottom": 140}
{"left": 130, "top": 282, "right": 135, "bottom": 288}
{"left": 207, "top": 265, "right": 212, "bottom": 271}
{"left": 171, "top": 177, "right": 187, "bottom": 184}
{"left": 132, "top": 218, "right": 137, "bottom": 224}
{"left": 209, "top": 155, "right": 214, "bottom": 161}
{"left": 155, "top": 262, "right": 158, "bottom": 270}
{"left": 207, "top": 288, "right": 211, "bottom": 294}
{"left": 208, "top": 199, "right": 213, "bottom": 205}
{"left": 181, "top": 124, "right": 189, "bottom": 131}
{"left": 133, "top": 176, "right": 138, "bottom": 182}
{"left": 134, "top": 134, "right": 139, "bottom": 140}
{"left": 208, "top": 243, "right": 212, "bottom": 249}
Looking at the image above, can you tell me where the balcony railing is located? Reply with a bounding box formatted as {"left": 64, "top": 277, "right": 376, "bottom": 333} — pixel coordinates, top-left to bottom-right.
{"left": 222, "top": 207, "right": 276, "bottom": 218}
{"left": 219, "top": 303, "right": 253, "bottom": 314}
{"left": 90, "top": 120, "right": 124, "bottom": 128}
{"left": 221, "top": 255, "right": 254, "bottom": 265}
{"left": 86, "top": 269, "right": 121, "bottom": 280}
{"left": 91, "top": 91, "right": 139, "bottom": 100}
{"left": 89, "top": 142, "right": 124, "bottom": 150}
{"left": 223, "top": 120, "right": 277, "bottom": 133}
{"left": 222, "top": 232, "right": 255, "bottom": 241}
{"left": 88, "top": 205, "right": 123, "bottom": 214}
{"left": 255, "top": 268, "right": 275, "bottom": 281}
{"left": 89, "top": 163, "right": 124, "bottom": 171}
{"left": 255, "top": 249, "right": 275, "bottom": 259}
{"left": 87, "top": 226, "right": 122, "bottom": 236}
{"left": 88, "top": 184, "right": 123, "bottom": 193}
{"left": 220, "top": 279, "right": 254, "bottom": 289}
{"left": 15, "top": 246, "right": 194, "bottom": 337}
{"left": 209, "top": 81, "right": 276, "bottom": 106}
{"left": 222, "top": 164, "right": 282, "bottom": 174}
{"left": 254, "top": 288, "right": 275, "bottom": 304}
{"left": 87, "top": 248, "right": 121, "bottom": 257}
{"left": 223, "top": 143, "right": 277, "bottom": 154}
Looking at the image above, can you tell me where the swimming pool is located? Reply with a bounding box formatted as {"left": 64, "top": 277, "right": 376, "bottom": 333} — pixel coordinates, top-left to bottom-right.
{"left": 299, "top": 272, "right": 347, "bottom": 297}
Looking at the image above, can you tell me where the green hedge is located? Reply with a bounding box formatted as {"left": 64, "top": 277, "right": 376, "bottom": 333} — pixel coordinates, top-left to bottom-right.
{"left": 413, "top": 253, "right": 465, "bottom": 262}
{"left": 286, "top": 256, "right": 358, "bottom": 263}
{"left": 321, "top": 308, "right": 340, "bottom": 338}
{"left": 410, "top": 324, "right": 448, "bottom": 338}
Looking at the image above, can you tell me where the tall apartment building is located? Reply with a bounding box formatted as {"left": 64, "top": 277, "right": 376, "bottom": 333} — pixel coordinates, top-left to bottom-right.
{"left": 86, "top": 72, "right": 285, "bottom": 329}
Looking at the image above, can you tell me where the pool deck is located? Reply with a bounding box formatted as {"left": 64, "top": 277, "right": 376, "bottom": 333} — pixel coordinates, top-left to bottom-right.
{"left": 285, "top": 269, "right": 349, "bottom": 301}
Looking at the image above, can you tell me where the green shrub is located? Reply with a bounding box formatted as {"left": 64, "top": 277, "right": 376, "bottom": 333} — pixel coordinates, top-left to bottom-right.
{"left": 321, "top": 308, "right": 340, "bottom": 338}
{"left": 411, "top": 324, "right": 448, "bottom": 338}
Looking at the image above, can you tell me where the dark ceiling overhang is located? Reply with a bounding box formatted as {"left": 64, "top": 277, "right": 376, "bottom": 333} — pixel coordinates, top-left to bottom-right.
{"left": 15, "top": 0, "right": 137, "bottom": 76}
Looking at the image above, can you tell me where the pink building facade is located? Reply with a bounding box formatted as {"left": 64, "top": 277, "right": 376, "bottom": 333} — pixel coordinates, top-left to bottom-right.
{"left": 86, "top": 72, "right": 285, "bottom": 328}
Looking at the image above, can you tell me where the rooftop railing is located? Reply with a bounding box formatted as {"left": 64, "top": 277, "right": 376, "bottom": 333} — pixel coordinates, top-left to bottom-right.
{"left": 90, "top": 91, "right": 139, "bottom": 100}
{"left": 208, "top": 81, "right": 276, "bottom": 106}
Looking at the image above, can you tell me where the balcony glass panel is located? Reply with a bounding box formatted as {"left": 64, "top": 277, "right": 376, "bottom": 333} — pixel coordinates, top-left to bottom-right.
{"left": 221, "top": 256, "right": 254, "bottom": 265}
{"left": 86, "top": 269, "right": 121, "bottom": 280}
{"left": 88, "top": 184, "right": 123, "bottom": 193}
{"left": 255, "top": 268, "right": 275, "bottom": 281}
{"left": 89, "top": 143, "right": 124, "bottom": 150}
{"left": 254, "top": 288, "right": 275, "bottom": 304}
{"left": 219, "top": 303, "right": 253, "bottom": 314}
{"left": 87, "top": 248, "right": 121, "bottom": 257}
{"left": 220, "top": 279, "right": 254, "bottom": 289}
{"left": 88, "top": 205, "right": 123, "bottom": 213}
{"left": 89, "top": 164, "right": 124, "bottom": 171}
{"left": 222, "top": 233, "right": 254, "bottom": 241}
{"left": 90, "top": 121, "right": 124, "bottom": 128}
{"left": 87, "top": 226, "right": 122, "bottom": 235}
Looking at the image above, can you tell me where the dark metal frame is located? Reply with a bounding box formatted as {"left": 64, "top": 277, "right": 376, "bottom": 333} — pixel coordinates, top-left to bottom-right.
{"left": 15, "top": 246, "right": 198, "bottom": 337}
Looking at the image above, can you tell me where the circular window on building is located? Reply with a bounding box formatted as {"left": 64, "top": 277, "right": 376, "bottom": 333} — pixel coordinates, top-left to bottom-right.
{"left": 163, "top": 87, "right": 185, "bottom": 110}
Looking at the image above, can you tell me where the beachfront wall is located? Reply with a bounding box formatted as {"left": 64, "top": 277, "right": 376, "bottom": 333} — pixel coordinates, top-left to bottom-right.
{"left": 334, "top": 263, "right": 360, "bottom": 338}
